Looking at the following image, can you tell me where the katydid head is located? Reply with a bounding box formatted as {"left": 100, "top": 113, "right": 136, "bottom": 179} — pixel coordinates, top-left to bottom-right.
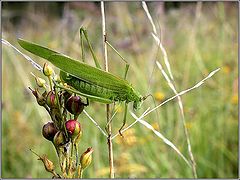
{"left": 133, "top": 98, "right": 143, "bottom": 111}
{"left": 133, "top": 94, "right": 151, "bottom": 111}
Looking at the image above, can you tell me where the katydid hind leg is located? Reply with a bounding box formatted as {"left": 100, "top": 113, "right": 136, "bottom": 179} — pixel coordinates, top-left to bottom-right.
{"left": 104, "top": 103, "right": 116, "bottom": 134}
{"left": 118, "top": 103, "right": 128, "bottom": 137}
{"left": 105, "top": 40, "right": 130, "bottom": 79}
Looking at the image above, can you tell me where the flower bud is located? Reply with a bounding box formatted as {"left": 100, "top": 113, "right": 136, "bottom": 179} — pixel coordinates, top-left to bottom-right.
{"left": 43, "top": 63, "right": 54, "bottom": 77}
{"left": 35, "top": 77, "right": 46, "bottom": 88}
{"left": 53, "top": 131, "right": 67, "bottom": 147}
{"left": 80, "top": 147, "right": 93, "bottom": 170}
{"left": 65, "top": 96, "right": 85, "bottom": 118}
{"left": 38, "top": 154, "right": 55, "bottom": 173}
{"left": 42, "top": 122, "right": 58, "bottom": 141}
{"left": 46, "top": 91, "right": 58, "bottom": 108}
{"left": 29, "top": 87, "right": 46, "bottom": 106}
{"left": 54, "top": 74, "right": 62, "bottom": 83}
{"left": 65, "top": 120, "right": 82, "bottom": 141}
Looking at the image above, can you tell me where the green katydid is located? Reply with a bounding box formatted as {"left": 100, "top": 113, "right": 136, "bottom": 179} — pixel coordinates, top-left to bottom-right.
{"left": 18, "top": 28, "right": 146, "bottom": 135}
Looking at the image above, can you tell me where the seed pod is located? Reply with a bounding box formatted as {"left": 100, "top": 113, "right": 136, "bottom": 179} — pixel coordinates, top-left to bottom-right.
{"left": 65, "top": 96, "right": 85, "bottom": 118}
{"left": 35, "top": 77, "right": 46, "bottom": 88}
{"left": 30, "top": 149, "right": 55, "bottom": 174}
{"left": 80, "top": 147, "right": 93, "bottom": 170}
{"left": 65, "top": 119, "right": 82, "bottom": 141}
{"left": 42, "top": 122, "right": 58, "bottom": 141}
{"left": 46, "top": 91, "right": 58, "bottom": 108}
{"left": 63, "top": 91, "right": 72, "bottom": 101}
{"left": 38, "top": 154, "right": 55, "bottom": 173}
{"left": 53, "top": 131, "right": 66, "bottom": 147}
{"left": 43, "top": 62, "right": 54, "bottom": 77}
{"left": 29, "top": 87, "right": 46, "bottom": 106}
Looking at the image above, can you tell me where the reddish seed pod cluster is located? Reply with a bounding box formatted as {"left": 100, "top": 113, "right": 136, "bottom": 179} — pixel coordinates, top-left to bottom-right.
{"left": 29, "top": 61, "right": 93, "bottom": 177}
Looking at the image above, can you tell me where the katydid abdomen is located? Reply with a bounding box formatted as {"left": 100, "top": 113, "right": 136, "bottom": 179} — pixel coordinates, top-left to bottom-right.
{"left": 60, "top": 70, "right": 142, "bottom": 109}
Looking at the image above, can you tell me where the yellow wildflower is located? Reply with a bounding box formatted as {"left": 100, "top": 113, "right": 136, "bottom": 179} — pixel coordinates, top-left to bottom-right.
{"left": 154, "top": 92, "right": 165, "bottom": 101}
{"left": 151, "top": 122, "right": 160, "bottom": 131}
{"left": 116, "top": 129, "right": 137, "bottom": 146}
{"left": 115, "top": 105, "right": 123, "bottom": 113}
{"left": 223, "top": 65, "right": 230, "bottom": 74}
{"left": 185, "top": 122, "right": 192, "bottom": 130}
{"left": 231, "top": 94, "right": 238, "bottom": 105}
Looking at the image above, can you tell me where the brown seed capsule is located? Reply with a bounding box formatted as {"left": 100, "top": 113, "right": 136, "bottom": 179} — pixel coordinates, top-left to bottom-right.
{"left": 65, "top": 96, "right": 85, "bottom": 118}
{"left": 42, "top": 122, "right": 58, "bottom": 141}
{"left": 80, "top": 147, "right": 93, "bottom": 170}
{"left": 38, "top": 154, "right": 55, "bottom": 173}
{"left": 29, "top": 87, "right": 46, "bottom": 106}
{"left": 65, "top": 119, "right": 82, "bottom": 141}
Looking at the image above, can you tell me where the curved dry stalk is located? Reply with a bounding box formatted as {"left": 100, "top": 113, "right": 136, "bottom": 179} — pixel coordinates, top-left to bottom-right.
{"left": 142, "top": 2, "right": 198, "bottom": 177}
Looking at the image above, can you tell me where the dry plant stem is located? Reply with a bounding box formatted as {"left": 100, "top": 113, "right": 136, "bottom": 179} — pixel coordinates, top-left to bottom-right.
{"left": 101, "top": 1, "right": 114, "bottom": 178}
{"left": 142, "top": 2, "right": 197, "bottom": 177}
{"left": 156, "top": 61, "right": 197, "bottom": 178}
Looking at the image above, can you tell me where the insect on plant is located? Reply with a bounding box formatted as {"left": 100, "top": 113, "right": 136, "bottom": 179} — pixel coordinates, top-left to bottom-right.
{"left": 18, "top": 27, "right": 148, "bottom": 135}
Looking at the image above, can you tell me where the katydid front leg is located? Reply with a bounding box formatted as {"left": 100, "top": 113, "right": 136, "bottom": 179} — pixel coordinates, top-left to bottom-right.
{"left": 80, "top": 27, "right": 131, "bottom": 137}
{"left": 80, "top": 27, "right": 101, "bottom": 69}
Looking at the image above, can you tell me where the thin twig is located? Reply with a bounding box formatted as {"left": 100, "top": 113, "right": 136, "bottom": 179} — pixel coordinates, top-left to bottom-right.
{"left": 83, "top": 110, "right": 108, "bottom": 137}
{"left": 101, "top": 2, "right": 115, "bottom": 178}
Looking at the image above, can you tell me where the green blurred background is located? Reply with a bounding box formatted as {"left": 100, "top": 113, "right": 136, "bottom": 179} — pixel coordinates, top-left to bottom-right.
{"left": 2, "top": 2, "right": 238, "bottom": 178}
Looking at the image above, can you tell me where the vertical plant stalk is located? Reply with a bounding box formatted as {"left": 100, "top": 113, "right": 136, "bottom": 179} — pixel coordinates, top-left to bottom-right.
{"left": 101, "top": 1, "right": 115, "bottom": 178}
{"left": 142, "top": 2, "right": 197, "bottom": 178}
